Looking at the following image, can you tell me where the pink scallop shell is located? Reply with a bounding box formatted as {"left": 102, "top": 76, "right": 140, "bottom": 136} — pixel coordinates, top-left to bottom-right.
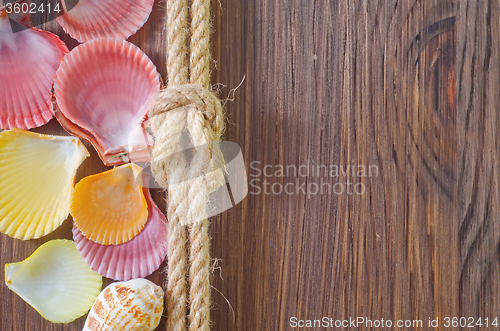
{"left": 0, "top": 9, "right": 68, "bottom": 129}
{"left": 57, "top": 0, "right": 154, "bottom": 42}
{"left": 54, "top": 38, "right": 160, "bottom": 166}
{"left": 73, "top": 184, "right": 168, "bottom": 281}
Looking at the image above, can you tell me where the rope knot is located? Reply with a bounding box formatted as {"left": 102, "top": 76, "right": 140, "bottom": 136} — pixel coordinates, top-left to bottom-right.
{"left": 150, "top": 84, "right": 224, "bottom": 139}
{"left": 148, "top": 83, "right": 225, "bottom": 190}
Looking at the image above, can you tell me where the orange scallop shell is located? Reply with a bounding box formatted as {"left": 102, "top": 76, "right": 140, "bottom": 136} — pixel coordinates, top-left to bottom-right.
{"left": 71, "top": 163, "right": 148, "bottom": 246}
{"left": 73, "top": 177, "right": 168, "bottom": 281}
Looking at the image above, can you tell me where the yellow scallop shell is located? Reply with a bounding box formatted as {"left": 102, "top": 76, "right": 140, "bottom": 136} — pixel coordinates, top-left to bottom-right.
{"left": 5, "top": 239, "right": 102, "bottom": 323}
{"left": 0, "top": 129, "right": 89, "bottom": 239}
{"left": 71, "top": 163, "right": 148, "bottom": 245}
{"left": 83, "top": 278, "right": 164, "bottom": 331}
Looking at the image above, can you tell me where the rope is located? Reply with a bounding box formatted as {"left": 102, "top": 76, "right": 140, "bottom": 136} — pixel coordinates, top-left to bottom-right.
{"left": 149, "top": 0, "right": 223, "bottom": 330}
{"left": 190, "top": 0, "right": 211, "bottom": 87}
{"left": 167, "top": 0, "right": 189, "bottom": 86}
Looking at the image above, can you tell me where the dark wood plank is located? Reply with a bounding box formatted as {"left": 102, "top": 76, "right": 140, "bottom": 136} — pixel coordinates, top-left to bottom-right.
{"left": 211, "top": 0, "right": 498, "bottom": 330}
{"left": 456, "top": 0, "right": 500, "bottom": 323}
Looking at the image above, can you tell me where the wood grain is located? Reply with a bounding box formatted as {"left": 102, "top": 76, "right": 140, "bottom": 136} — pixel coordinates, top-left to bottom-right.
{"left": 1, "top": 0, "right": 499, "bottom": 330}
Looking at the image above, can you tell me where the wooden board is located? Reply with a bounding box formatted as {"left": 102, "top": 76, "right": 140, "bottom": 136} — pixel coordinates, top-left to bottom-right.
{"left": 1, "top": 0, "right": 500, "bottom": 330}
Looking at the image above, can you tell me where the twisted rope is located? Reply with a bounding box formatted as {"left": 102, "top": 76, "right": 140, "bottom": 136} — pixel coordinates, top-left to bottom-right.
{"left": 190, "top": 0, "right": 211, "bottom": 87}
{"left": 167, "top": 0, "right": 189, "bottom": 86}
{"left": 149, "top": 0, "right": 223, "bottom": 329}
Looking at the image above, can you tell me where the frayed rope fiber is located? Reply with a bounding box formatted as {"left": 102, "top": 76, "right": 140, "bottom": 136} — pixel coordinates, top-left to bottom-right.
{"left": 148, "top": 0, "right": 224, "bottom": 330}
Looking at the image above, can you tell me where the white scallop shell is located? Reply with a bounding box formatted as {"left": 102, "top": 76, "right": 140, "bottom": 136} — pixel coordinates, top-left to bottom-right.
{"left": 83, "top": 278, "right": 163, "bottom": 331}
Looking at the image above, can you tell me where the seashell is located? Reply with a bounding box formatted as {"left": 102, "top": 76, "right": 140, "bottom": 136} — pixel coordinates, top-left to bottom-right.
{"left": 0, "top": 129, "right": 89, "bottom": 239}
{"left": 5, "top": 239, "right": 103, "bottom": 323}
{"left": 71, "top": 163, "right": 149, "bottom": 246}
{"left": 2, "top": 0, "right": 33, "bottom": 28}
{"left": 83, "top": 278, "right": 163, "bottom": 331}
{"left": 54, "top": 37, "right": 160, "bottom": 166}
{"left": 0, "top": 6, "right": 68, "bottom": 129}
{"left": 73, "top": 175, "right": 168, "bottom": 281}
{"left": 57, "top": 0, "right": 154, "bottom": 43}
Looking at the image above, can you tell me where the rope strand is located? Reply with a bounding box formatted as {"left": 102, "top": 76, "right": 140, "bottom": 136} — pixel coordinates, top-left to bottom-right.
{"left": 163, "top": 0, "right": 190, "bottom": 330}
{"left": 188, "top": 1, "right": 213, "bottom": 329}
{"left": 150, "top": 0, "right": 221, "bottom": 330}
{"left": 167, "top": 0, "right": 189, "bottom": 85}
{"left": 190, "top": 0, "right": 212, "bottom": 87}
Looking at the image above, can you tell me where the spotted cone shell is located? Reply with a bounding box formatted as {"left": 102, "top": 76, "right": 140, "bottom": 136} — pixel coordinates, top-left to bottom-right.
{"left": 83, "top": 279, "right": 163, "bottom": 331}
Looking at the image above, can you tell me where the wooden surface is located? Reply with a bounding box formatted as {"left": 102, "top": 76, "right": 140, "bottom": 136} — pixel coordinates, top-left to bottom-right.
{"left": 1, "top": 0, "right": 500, "bottom": 330}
